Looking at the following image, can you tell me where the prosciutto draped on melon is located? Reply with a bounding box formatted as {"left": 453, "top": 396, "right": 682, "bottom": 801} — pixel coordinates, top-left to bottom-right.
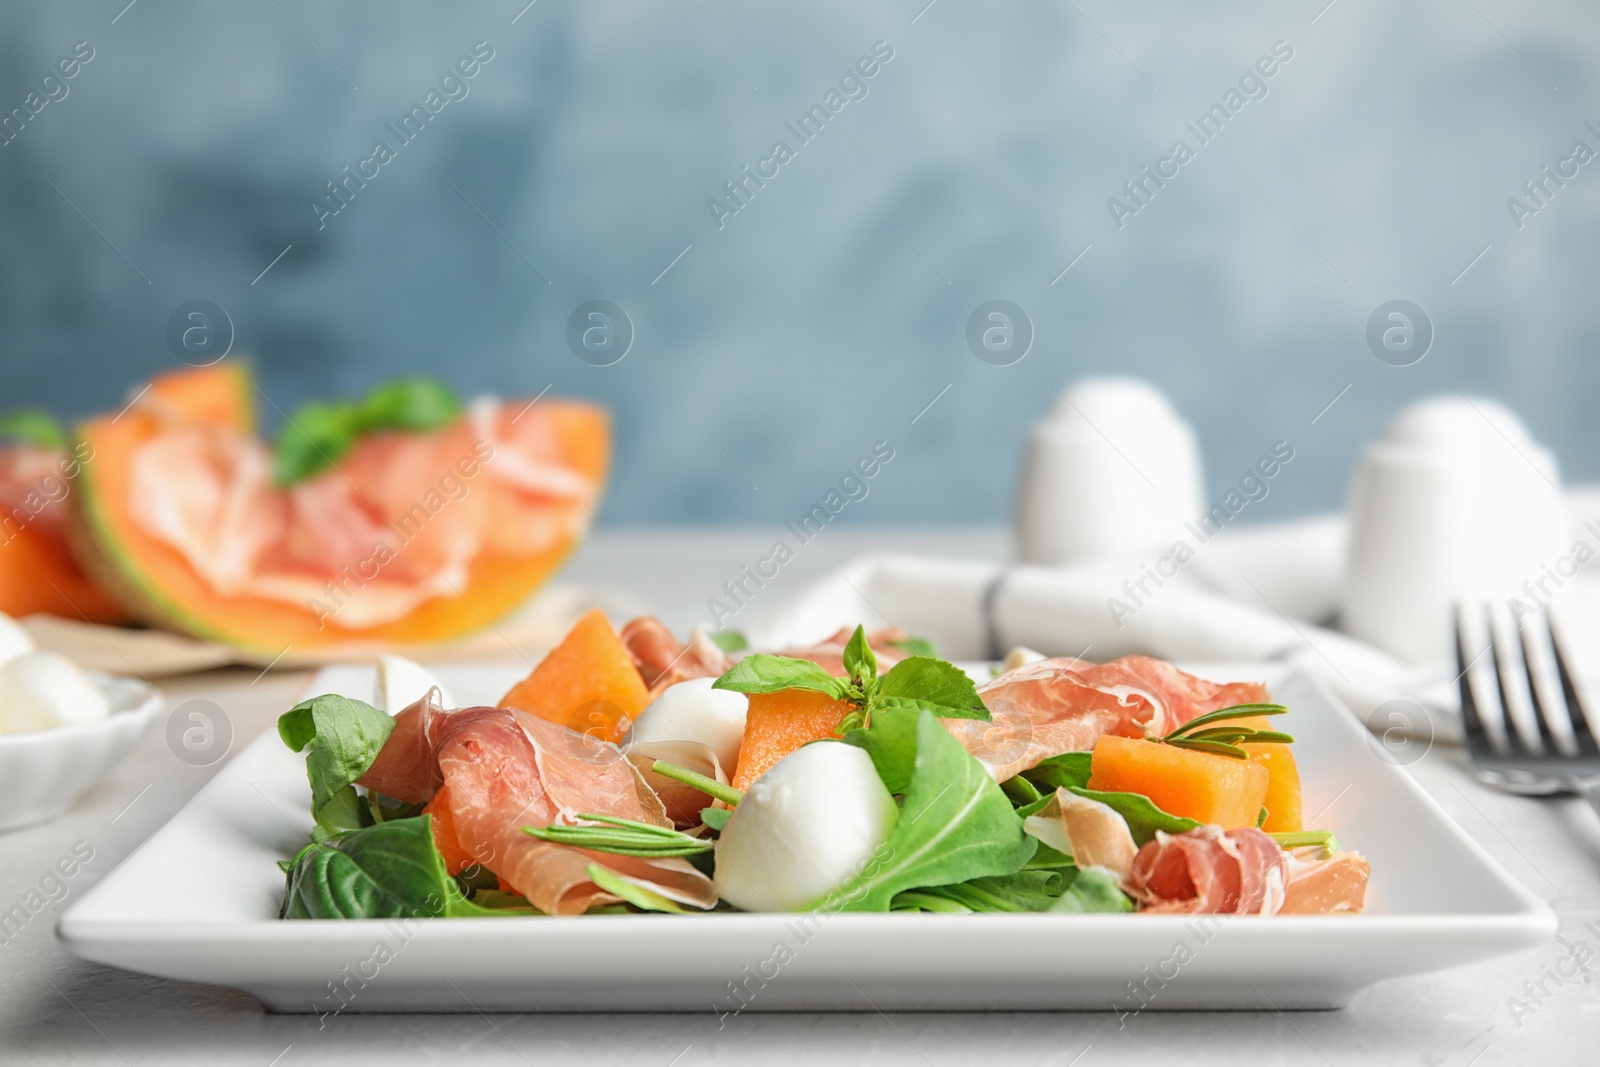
{"left": 70, "top": 365, "right": 608, "bottom": 654}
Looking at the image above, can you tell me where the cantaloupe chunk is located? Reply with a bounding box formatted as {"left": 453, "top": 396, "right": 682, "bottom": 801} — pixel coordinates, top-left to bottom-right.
{"left": 1089, "top": 734, "right": 1269, "bottom": 829}
{"left": 422, "top": 785, "right": 477, "bottom": 876}
{"left": 497, "top": 608, "right": 650, "bottom": 744}
{"left": 0, "top": 523, "right": 126, "bottom": 623}
{"left": 145, "top": 362, "right": 255, "bottom": 433}
{"left": 1238, "top": 715, "right": 1303, "bottom": 833}
{"left": 731, "top": 688, "right": 856, "bottom": 792}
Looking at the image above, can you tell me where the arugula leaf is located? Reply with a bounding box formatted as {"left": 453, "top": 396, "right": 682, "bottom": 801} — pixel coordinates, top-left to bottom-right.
{"left": 0, "top": 409, "right": 67, "bottom": 449}
{"left": 875, "top": 657, "right": 990, "bottom": 721}
{"left": 711, "top": 654, "right": 851, "bottom": 699}
{"left": 1021, "top": 840, "right": 1075, "bottom": 871}
{"left": 1050, "top": 867, "right": 1134, "bottom": 913}
{"left": 1000, "top": 774, "right": 1044, "bottom": 807}
{"left": 890, "top": 890, "right": 971, "bottom": 913}
{"left": 840, "top": 704, "right": 921, "bottom": 793}
{"left": 1021, "top": 752, "right": 1093, "bottom": 792}
{"left": 894, "top": 870, "right": 1068, "bottom": 913}
{"left": 1067, "top": 786, "right": 1198, "bottom": 846}
{"left": 282, "top": 816, "right": 514, "bottom": 919}
{"left": 700, "top": 807, "right": 731, "bottom": 832}
{"left": 710, "top": 630, "right": 748, "bottom": 653}
{"left": 888, "top": 635, "right": 939, "bottom": 659}
{"left": 842, "top": 625, "right": 877, "bottom": 688}
{"left": 357, "top": 377, "right": 462, "bottom": 431}
{"left": 278, "top": 694, "right": 395, "bottom": 833}
{"left": 824, "top": 712, "right": 1035, "bottom": 912}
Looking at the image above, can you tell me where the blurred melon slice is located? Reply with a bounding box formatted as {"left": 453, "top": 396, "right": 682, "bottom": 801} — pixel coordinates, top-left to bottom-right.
{"left": 68, "top": 364, "right": 609, "bottom": 656}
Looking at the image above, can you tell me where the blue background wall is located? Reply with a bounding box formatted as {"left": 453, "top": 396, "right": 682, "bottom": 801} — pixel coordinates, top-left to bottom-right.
{"left": 2, "top": 1, "right": 1595, "bottom": 526}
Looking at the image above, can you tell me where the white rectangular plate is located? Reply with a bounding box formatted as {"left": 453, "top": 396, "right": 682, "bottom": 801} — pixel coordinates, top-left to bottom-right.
{"left": 59, "top": 663, "right": 1554, "bottom": 1013}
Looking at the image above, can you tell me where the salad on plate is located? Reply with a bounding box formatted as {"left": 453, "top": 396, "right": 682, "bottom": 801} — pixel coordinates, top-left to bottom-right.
{"left": 276, "top": 611, "right": 1370, "bottom": 919}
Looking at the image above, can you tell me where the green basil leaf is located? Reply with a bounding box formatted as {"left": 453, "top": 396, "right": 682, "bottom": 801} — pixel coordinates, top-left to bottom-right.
{"left": 312, "top": 784, "right": 372, "bottom": 840}
{"left": 709, "top": 630, "right": 748, "bottom": 653}
{"left": 272, "top": 399, "right": 361, "bottom": 486}
{"left": 894, "top": 870, "right": 1067, "bottom": 913}
{"left": 1050, "top": 867, "right": 1135, "bottom": 913}
{"left": 282, "top": 816, "right": 510, "bottom": 919}
{"left": 873, "top": 657, "right": 989, "bottom": 721}
{"left": 357, "top": 377, "right": 462, "bottom": 432}
{"left": 0, "top": 409, "right": 67, "bottom": 449}
{"left": 1021, "top": 752, "right": 1094, "bottom": 792}
{"left": 278, "top": 694, "right": 396, "bottom": 820}
{"left": 711, "top": 654, "right": 851, "bottom": 699}
{"left": 841, "top": 625, "right": 877, "bottom": 687}
{"left": 840, "top": 704, "right": 921, "bottom": 793}
{"left": 824, "top": 712, "right": 1034, "bottom": 912}
{"left": 1067, "top": 785, "right": 1199, "bottom": 846}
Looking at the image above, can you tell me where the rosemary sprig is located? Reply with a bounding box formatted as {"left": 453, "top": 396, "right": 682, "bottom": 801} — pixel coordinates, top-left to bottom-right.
{"left": 1157, "top": 703, "right": 1293, "bottom": 760}
{"left": 651, "top": 760, "right": 743, "bottom": 807}
{"left": 1269, "top": 829, "right": 1338, "bottom": 856}
{"left": 524, "top": 813, "right": 712, "bottom": 857}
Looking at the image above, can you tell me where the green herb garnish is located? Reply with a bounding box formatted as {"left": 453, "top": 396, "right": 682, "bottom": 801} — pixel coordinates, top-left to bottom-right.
{"left": 524, "top": 814, "right": 711, "bottom": 858}
{"left": 713, "top": 624, "right": 991, "bottom": 739}
{"left": 650, "top": 760, "right": 742, "bottom": 807}
{"left": 710, "top": 630, "right": 749, "bottom": 653}
{"left": 0, "top": 408, "right": 67, "bottom": 449}
{"left": 1269, "top": 829, "right": 1338, "bottom": 856}
{"left": 273, "top": 376, "right": 463, "bottom": 485}
{"left": 1158, "top": 703, "right": 1292, "bottom": 760}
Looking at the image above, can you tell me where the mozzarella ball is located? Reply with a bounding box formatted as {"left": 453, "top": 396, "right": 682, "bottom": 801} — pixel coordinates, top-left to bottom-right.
{"left": 714, "top": 741, "right": 898, "bottom": 912}
{"left": 0, "top": 652, "right": 111, "bottom": 734}
{"left": 376, "top": 655, "right": 452, "bottom": 714}
{"left": 630, "top": 677, "right": 748, "bottom": 772}
{"left": 0, "top": 612, "right": 35, "bottom": 668}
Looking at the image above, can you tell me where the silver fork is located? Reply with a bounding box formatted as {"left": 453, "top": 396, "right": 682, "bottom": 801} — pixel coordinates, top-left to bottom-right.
{"left": 1455, "top": 603, "right": 1600, "bottom": 814}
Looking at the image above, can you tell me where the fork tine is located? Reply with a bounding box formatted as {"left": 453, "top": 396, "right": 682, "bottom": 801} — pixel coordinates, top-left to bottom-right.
{"left": 1548, "top": 613, "right": 1600, "bottom": 758}
{"left": 1488, "top": 603, "right": 1540, "bottom": 754}
{"left": 1517, "top": 608, "right": 1567, "bottom": 755}
{"left": 1455, "top": 604, "right": 1494, "bottom": 760}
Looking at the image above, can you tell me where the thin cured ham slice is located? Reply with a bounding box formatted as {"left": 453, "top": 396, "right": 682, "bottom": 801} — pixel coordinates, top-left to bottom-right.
{"left": 358, "top": 699, "right": 714, "bottom": 915}
{"left": 1021, "top": 788, "right": 1138, "bottom": 878}
{"left": 620, "top": 617, "right": 734, "bottom": 696}
{"left": 950, "top": 656, "right": 1273, "bottom": 781}
{"left": 358, "top": 692, "right": 446, "bottom": 805}
{"left": 1280, "top": 851, "right": 1370, "bottom": 915}
{"left": 124, "top": 395, "right": 599, "bottom": 629}
{"left": 1128, "top": 826, "right": 1289, "bottom": 915}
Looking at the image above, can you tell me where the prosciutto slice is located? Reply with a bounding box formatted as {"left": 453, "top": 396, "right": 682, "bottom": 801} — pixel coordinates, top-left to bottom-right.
{"left": 1128, "top": 826, "right": 1289, "bottom": 915}
{"left": 1022, "top": 788, "right": 1138, "bottom": 879}
{"left": 125, "top": 394, "right": 599, "bottom": 629}
{"left": 620, "top": 617, "right": 734, "bottom": 696}
{"left": 358, "top": 700, "right": 715, "bottom": 915}
{"left": 950, "top": 656, "right": 1272, "bottom": 781}
{"left": 1280, "top": 851, "right": 1370, "bottom": 915}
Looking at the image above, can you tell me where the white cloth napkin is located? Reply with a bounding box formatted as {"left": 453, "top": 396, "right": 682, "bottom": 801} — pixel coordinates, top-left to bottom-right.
{"left": 748, "top": 487, "right": 1600, "bottom": 741}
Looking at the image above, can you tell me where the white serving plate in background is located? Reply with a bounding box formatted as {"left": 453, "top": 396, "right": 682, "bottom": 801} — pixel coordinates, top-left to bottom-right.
{"left": 58, "top": 663, "right": 1554, "bottom": 1012}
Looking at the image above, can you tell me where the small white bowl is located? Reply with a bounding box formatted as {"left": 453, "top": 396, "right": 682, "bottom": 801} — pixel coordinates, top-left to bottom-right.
{"left": 0, "top": 673, "right": 162, "bottom": 832}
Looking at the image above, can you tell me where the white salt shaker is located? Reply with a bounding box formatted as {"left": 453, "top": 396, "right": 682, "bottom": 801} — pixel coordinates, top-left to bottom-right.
{"left": 1013, "top": 378, "right": 1205, "bottom": 566}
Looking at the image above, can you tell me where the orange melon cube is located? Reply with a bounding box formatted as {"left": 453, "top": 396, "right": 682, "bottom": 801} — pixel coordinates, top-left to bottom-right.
{"left": 498, "top": 608, "right": 651, "bottom": 744}
{"left": 1088, "top": 734, "right": 1269, "bottom": 829}
{"left": 1238, "top": 715, "right": 1303, "bottom": 833}
{"left": 731, "top": 688, "right": 856, "bottom": 792}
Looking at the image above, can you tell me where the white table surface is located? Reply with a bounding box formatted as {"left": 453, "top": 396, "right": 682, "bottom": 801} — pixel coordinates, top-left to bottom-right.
{"left": 2, "top": 528, "right": 1598, "bottom": 1066}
